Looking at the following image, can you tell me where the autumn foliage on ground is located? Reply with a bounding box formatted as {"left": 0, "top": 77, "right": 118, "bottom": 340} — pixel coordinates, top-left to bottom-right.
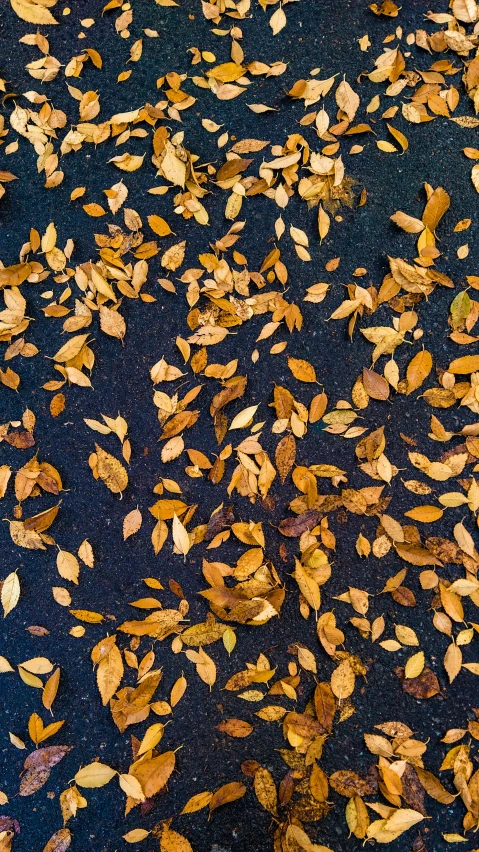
{"left": 3, "top": 0, "right": 479, "bottom": 851}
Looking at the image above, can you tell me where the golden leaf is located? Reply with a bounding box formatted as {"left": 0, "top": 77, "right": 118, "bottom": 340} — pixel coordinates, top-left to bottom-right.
{"left": 180, "top": 791, "right": 212, "bottom": 814}
{"left": 94, "top": 445, "right": 128, "bottom": 495}
{"left": 330, "top": 659, "right": 355, "bottom": 699}
{"left": 109, "top": 153, "right": 145, "bottom": 172}
{"left": 10, "top": 0, "right": 58, "bottom": 25}
{"left": 148, "top": 215, "right": 172, "bottom": 237}
{"left": 288, "top": 357, "right": 317, "bottom": 383}
{"left": 97, "top": 645, "right": 123, "bottom": 705}
{"left": 406, "top": 349, "right": 432, "bottom": 393}
{"left": 254, "top": 766, "right": 278, "bottom": 815}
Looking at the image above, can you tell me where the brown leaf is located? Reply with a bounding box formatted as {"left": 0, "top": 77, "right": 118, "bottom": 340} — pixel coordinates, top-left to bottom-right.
{"left": 395, "top": 666, "right": 440, "bottom": 699}
{"left": 43, "top": 829, "right": 71, "bottom": 852}
{"left": 314, "top": 682, "right": 336, "bottom": 732}
{"left": 278, "top": 511, "right": 321, "bottom": 537}
{"left": 329, "top": 770, "right": 376, "bottom": 798}
{"left": 209, "top": 781, "right": 246, "bottom": 812}
{"left": 217, "top": 719, "right": 253, "bottom": 738}
{"left": 275, "top": 434, "right": 296, "bottom": 484}
{"left": 362, "top": 368, "right": 389, "bottom": 400}
{"left": 254, "top": 766, "right": 277, "bottom": 815}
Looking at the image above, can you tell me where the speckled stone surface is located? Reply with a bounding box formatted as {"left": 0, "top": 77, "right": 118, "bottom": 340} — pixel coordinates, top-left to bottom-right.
{"left": 0, "top": 1, "right": 478, "bottom": 850}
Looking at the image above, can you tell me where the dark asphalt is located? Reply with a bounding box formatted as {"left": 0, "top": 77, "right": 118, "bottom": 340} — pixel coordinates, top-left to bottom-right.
{"left": 1, "top": 1, "right": 479, "bottom": 851}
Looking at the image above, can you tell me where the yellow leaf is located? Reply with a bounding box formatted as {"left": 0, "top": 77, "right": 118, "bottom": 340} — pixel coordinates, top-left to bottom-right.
{"left": 83, "top": 203, "right": 106, "bottom": 217}
{"left": 472, "top": 163, "right": 479, "bottom": 194}
{"left": 288, "top": 357, "right": 317, "bottom": 383}
{"left": 99, "top": 306, "right": 126, "bottom": 341}
{"left": 9, "top": 732, "right": 26, "bottom": 749}
{"left": 406, "top": 349, "right": 432, "bottom": 393}
{"left": 223, "top": 628, "right": 236, "bottom": 654}
{"left": 207, "top": 62, "right": 246, "bottom": 83}
{"left": 10, "top": 0, "right": 58, "bottom": 25}
{"left": 209, "top": 781, "right": 246, "bottom": 812}
{"left": 75, "top": 762, "right": 117, "bottom": 788}
{"left": 97, "top": 645, "right": 123, "bottom": 705}
{"left": 2, "top": 571, "right": 20, "bottom": 617}
{"left": 180, "top": 791, "right": 212, "bottom": 814}
{"left": 123, "top": 829, "right": 150, "bottom": 843}
{"left": 28, "top": 712, "right": 43, "bottom": 744}
{"left": 130, "top": 751, "right": 175, "bottom": 798}
{"left": 376, "top": 140, "right": 397, "bottom": 153}
{"left": 404, "top": 505, "right": 443, "bottom": 522}
{"left": 449, "top": 354, "right": 479, "bottom": 374}
{"left": 160, "top": 146, "right": 186, "bottom": 186}
{"left": 254, "top": 766, "right": 278, "bottom": 815}
{"left": 390, "top": 211, "right": 424, "bottom": 233}
{"left": 336, "top": 79, "right": 360, "bottom": 121}
{"left": 109, "top": 153, "right": 145, "bottom": 172}
{"left": 18, "top": 666, "right": 44, "bottom": 688}
{"left": 387, "top": 123, "right": 408, "bottom": 151}
{"left": 152, "top": 519, "right": 168, "bottom": 554}
{"left": 41, "top": 222, "right": 57, "bottom": 253}
{"left": 294, "top": 560, "right": 320, "bottom": 612}
{"left": 137, "top": 723, "right": 165, "bottom": 755}
{"left": 148, "top": 215, "right": 172, "bottom": 237}
{"left": 185, "top": 647, "right": 216, "bottom": 686}
{"left": 160, "top": 826, "right": 193, "bottom": 852}
{"left": 69, "top": 609, "right": 104, "bottom": 623}
{"left": 56, "top": 550, "right": 80, "bottom": 584}
{"left": 186, "top": 325, "right": 229, "bottom": 346}
{"left": 78, "top": 539, "right": 94, "bottom": 567}
{"left": 118, "top": 773, "right": 145, "bottom": 801}
{"left": 53, "top": 334, "right": 89, "bottom": 364}
{"left": 20, "top": 656, "right": 53, "bottom": 674}
{"left": 170, "top": 674, "right": 187, "bottom": 706}
{"left": 95, "top": 445, "right": 128, "bottom": 494}
{"left": 269, "top": 6, "right": 286, "bottom": 35}
{"left": 330, "top": 659, "right": 355, "bottom": 699}
{"left": 444, "top": 642, "right": 462, "bottom": 684}
{"left": 367, "top": 808, "right": 423, "bottom": 842}
{"left": 172, "top": 513, "right": 190, "bottom": 559}
{"left": 318, "top": 204, "right": 330, "bottom": 240}
{"left": 229, "top": 404, "right": 259, "bottom": 430}
{"left": 404, "top": 651, "right": 425, "bottom": 679}
{"left": 394, "top": 625, "right": 419, "bottom": 646}
{"left": 42, "top": 667, "right": 60, "bottom": 710}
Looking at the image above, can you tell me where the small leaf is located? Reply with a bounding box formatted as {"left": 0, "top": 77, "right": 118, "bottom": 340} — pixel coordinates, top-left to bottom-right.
{"left": 2, "top": 572, "right": 20, "bottom": 617}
